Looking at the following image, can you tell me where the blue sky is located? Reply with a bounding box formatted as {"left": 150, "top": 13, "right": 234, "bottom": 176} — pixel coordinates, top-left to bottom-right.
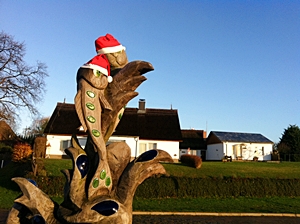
{"left": 0, "top": 1, "right": 299, "bottom": 143}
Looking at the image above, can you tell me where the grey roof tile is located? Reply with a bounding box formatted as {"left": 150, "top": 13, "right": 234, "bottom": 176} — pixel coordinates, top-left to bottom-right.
{"left": 211, "top": 131, "right": 273, "bottom": 143}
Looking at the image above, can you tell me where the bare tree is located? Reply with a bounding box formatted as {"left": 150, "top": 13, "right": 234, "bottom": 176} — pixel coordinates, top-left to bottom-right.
{"left": 27, "top": 116, "right": 49, "bottom": 136}
{"left": 0, "top": 31, "right": 48, "bottom": 126}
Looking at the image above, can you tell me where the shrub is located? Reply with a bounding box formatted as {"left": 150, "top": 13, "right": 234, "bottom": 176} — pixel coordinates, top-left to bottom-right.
{"left": 25, "top": 175, "right": 65, "bottom": 196}
{"left": 0, "top": 143, "right": 13, "bottom": 160}
{"left": 0, "top": 143, "right": 13, "bottom": 153}
{"left": 180, "top": 154, "right": 202, "bottom": 169}
{"left": 12, "top": 143, "right": 32, "bottom": 162}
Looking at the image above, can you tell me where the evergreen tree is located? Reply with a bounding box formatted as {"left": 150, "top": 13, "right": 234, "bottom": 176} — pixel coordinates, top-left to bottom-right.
{"left": 278, "top": 125, "right": 300, "bottom": 161}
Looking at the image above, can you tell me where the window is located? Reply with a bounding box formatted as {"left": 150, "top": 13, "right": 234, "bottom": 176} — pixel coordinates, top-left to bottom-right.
{"left": 139, "top": 143, "right": 147, "bottom": 154}
{"left": 262, "top": 147, "right": 264, "bottom": 156}
{"left": 138, "top": 142, "right": 157, "bottom": 156}
{"left": 148, "top": 143, "right": 157, "bottom": 150}
{"left": 61, "top": 140, "right": 71, "bottom": 151}
{"left": 78, "top": 138, "right": 87, "bottom": 148}
{"left": 107, "top": 139, "right": 125, "bottom": 145}
{"left": 61, "top": 139, "right": 86, "bottom": 151}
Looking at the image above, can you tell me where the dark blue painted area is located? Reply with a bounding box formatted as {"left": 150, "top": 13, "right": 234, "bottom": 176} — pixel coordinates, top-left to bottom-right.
{"left": 136, "top": 150, "right": 158, "bottom": 162}
{"left": 76, "top": 154, "right": 89, "bottom": 178}
{"left": 91, "top": 200, "right": 119, "bottom": 216}
{"left": 27, "top": 179, "right": 38, "bottom": 187}
{"left": 32, "top": 215, "right": 46, "bottom": 224}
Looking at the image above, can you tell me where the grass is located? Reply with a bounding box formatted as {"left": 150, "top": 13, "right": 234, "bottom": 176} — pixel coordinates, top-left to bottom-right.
{"left": 0, "top": 186, "right": 20, "bottom": 209}
{"left": 43, "top": 158, "right": 72, "bottom": 176}
{"left": 0, "top": 160, "right": 31, "bottom": 209}
{"left": 20, "top": 159, "right": 300, "bottom": 179}
{"left": 163, "top": 161, "right": 300, "bottom": 179}
{"left": 1, "top": 160, "right": 300, "bottom": 213}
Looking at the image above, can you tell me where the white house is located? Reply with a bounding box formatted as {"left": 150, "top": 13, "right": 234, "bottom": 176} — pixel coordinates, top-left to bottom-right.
{"left": 44, "top": 100, "right": 182, "bottom": 161}
{"left": 206, "top": 131, "right": 273, "bottom": 161}
{"left": 179, "top": 129, "right": 207, "bottom": 159}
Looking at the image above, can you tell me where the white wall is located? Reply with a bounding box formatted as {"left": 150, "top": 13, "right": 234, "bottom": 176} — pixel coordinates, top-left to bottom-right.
{"left": 145, "top": 140, "right": 179, "bottom": 160}
{"left": 242, "top": 143, "right": 272, "bottom": 161}
{"left": 46, "top": 135, "right": 179, "bottom": 160}
{"left": 134, "top": 138, "right": 179, "bottom": 160}
{"left": 206, "top": 143, "right": 224, "bottom": 160}
{"left": 108, "top": 136, "right": 138, "bottom": 157}
{"left": 46, "top": 135, "right": 70, "bottom": 157}
{"left": 207, "top": 142, "right": 273, "bottom": 161}
{"left": 107, "top": 136, "right": 179, "bottom": 159}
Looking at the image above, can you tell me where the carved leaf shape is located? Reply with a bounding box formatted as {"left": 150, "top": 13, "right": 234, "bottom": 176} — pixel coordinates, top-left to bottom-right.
{"left": 102, "top": 61, "right": 154, "bottom": 142}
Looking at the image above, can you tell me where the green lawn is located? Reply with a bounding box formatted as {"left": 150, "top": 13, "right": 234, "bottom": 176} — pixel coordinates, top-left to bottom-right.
{"left": 43, "top": 158, "right": 72, "bottom": 176}
{"left": 1, "top": 160, "right": 300, "bottom": 213}
{"left": 164, "top": 161, "right": 300, "bottom": 179}
{"left": 41, "top": 159, "right": 300, "bottom": 179}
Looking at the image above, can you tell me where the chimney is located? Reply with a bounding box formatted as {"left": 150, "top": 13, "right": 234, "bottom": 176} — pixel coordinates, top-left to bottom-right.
{"left": 138, "top": 99, "right": 146, "bottom": 113}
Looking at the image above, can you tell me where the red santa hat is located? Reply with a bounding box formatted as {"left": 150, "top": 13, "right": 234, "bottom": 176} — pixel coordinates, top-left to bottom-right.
{"left": 95, "top": 34, "right": 126, "bottom": 54}
{"left": 81, "top": 55, "right": 113, "bottom": 83}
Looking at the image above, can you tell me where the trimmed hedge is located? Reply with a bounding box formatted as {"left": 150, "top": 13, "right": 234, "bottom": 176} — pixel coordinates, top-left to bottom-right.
{"left": 27, "top": 175, "right": 65, "bottom": 196}
{"left": 26, "top": 175, "right": 300, "bottom": 199}
{"left": 135, "top": 176, "right": 300, "bottom": 198}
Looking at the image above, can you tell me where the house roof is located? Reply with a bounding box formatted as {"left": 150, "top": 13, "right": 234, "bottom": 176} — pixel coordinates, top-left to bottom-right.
{"left": 113, "top": 108, "right": 182, "bottom": 141}
{"left": 207, "top": 131, "right": 273, "bottom": 144}
{"left": 0, "top": 120, "right": 18, "bottom": 141}
{"left": 44, "top": 102, "right": 182, "bottom": 141}
{"left": 179, "top": 129, "right": 207, "bottom": 150}
{"left": 44, "top": 103, "right": 84, "bottom": 135}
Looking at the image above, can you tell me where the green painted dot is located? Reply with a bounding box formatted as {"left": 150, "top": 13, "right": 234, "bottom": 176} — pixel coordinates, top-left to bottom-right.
{"left": 118, "top": 113, "right": 123, "bottom": 120}
{"left": 87, "top": 115, "right": 96, "bottom": 123}
{"left": 86, "top": 91, "right": 95, "bottom": 98}
{"left": 105, "top": 177, "right": 111, "bottom": 187}
{"left": 95, "top": 70, "right": 102, "bottom": 77}
{"left": 86, "top": 103, "right": 95, "bottom": 110}
{"left": 100, "top": 170, "right": 106, "bottom": 180}
{"left": 92, "top": 129, "right": 100, "bottom": 137}
{"left": 92, "top": 178, "right": 99, "bottom": 188}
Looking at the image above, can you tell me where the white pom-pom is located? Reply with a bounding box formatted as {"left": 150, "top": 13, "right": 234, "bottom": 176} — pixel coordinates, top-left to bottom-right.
{"left": 107, "top": 76, "right": 113, "bottom": 83}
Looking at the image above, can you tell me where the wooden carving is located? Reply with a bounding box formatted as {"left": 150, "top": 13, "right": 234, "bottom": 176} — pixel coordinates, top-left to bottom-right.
{"left": 6, "top": 34, "right": 173, "bottom": 224}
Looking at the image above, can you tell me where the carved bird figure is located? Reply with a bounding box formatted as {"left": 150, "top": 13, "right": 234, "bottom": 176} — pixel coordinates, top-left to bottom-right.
{"left": 6, "top": 34, "right": 173, "bottom": 224}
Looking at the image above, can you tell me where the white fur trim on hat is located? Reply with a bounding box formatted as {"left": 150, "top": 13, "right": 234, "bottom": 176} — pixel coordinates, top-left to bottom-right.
{"left": 107, "top": 76, "right": 113, "bottom": 83}
{"left": 97, "top": 45, "right": 126, "bottom": 54}
{"left": 81, "top": 63, "right": 108, "bottom": 76}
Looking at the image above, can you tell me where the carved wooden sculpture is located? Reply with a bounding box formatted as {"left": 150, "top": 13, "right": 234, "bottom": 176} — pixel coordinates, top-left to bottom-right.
{"left": 6, "top": 34, "right": 173, "bottom": 224}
